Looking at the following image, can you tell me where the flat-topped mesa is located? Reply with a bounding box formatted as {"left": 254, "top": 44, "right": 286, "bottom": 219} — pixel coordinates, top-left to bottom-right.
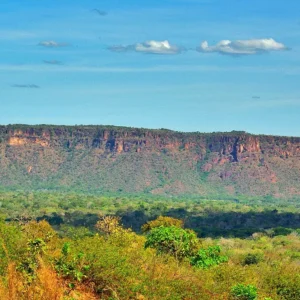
{"left": 1, "top": 125, "right": 300, "bottom": 196}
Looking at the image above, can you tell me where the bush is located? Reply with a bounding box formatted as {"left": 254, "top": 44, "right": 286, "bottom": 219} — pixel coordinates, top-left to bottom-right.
{"left": 54, "top": 242, "right": 90, "bottom": 283}
{"left": 23, "top": 220, "right": 56, "bottom": 242}
{"left": 230, "top": 284, "right": 258, "bottom": 300}
{"left": 145, "top": 226, "right": 198, "bottom": 260}
{"left": 190, "top": 246, "right": 228, "bottom": 269}
{"left": 142, "top": 216, "right": 184, "bottom": 233}
{"left": 17, "top": 238, "right": 47, "bottom": 283}
{"left": 242, "top": 253, "right": 264, "bottom": 266}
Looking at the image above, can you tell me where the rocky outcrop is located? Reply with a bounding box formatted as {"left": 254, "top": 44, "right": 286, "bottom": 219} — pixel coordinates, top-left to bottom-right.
{"left": 2, "top": 126, "right": 299, "bottom": 158}
{"left": 8, "top": 136, "right": 49, "bottom": 147}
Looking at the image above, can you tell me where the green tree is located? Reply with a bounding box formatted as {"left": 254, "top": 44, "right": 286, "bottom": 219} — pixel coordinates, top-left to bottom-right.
{"left": 145, "top": 226, "right": 198, "bottom": 260}
{"left": 142, "top": 216, "right": 184, "bottom": 233}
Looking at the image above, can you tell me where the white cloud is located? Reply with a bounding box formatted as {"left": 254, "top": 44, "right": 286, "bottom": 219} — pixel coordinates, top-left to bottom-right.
{"left": 198, "top": 38, "right": 288, "bottom": 55}
{"left": 38, "top": 41, "right": 69, "bottom": 48}
{"left": 135, "top": 40, "right": 181, "bottom": 54}
{"left": 109, "top": 40, "right": 182, "bottom": 54}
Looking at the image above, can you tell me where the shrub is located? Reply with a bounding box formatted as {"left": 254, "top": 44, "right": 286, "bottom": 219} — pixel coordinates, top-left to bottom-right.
{"left": 230, "top": 284, "right": 258, "bottom": 300}
{"left": 23, "top": 220, "right": 56, "bottom": 242}
{"left": 142, "top": 216, "right": 184, "bottom": 233}
{"left": 190, "top": 246, "right": 228, "bottom": 269}
{"left": 54, "top": 242, "right": 90, "bottom": 283}
{"left": 242, "top": 253, "right": 264, "bottom": 266}
{"left": 145, "top": 226, "right": 198, "bottom": 260}
{"left": 17, "top": 238, "right": 47, "bottom": 283}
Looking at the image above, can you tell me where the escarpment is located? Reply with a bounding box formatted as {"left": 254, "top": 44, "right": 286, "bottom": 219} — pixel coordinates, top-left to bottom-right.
{"left": 0, "top": 125, "right": 300, "bottom": 198}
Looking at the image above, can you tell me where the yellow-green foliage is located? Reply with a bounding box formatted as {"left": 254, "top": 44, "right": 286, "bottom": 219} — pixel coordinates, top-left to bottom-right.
{"left": 141, "top": 216, "right": 184, "bottom": 233}
{"left": 95, "top": 215, "right": 123, "bottom": 235}
{"left": 0, "top": 220, "right": 300, "bottom": 299}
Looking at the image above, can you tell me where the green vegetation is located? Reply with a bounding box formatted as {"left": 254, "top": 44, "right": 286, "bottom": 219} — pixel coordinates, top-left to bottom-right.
{"left": 1, "top": 192, "right": 300, "bottom": 239}
{"left": 0, "top": 215, "right": 299, "bottom": 299}
{"left": 230, "top": 284, "right": 258, "bottom": 300}
{"left": 54, "top": 242, "right": 91, "bottom": 283}
{"left": 190, "top": 245, "right": 228, "bottom": 269}
{"left": 145, "top": 226, "right": 198, "bottom": 260}
{"left": 242, "top": 252, "right": 264, "bottom": 266}
{"left": 142, "top": 216, "right": 184, "bottom": 232}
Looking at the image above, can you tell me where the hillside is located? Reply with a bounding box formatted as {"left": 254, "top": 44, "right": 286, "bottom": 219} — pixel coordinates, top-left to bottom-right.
{"left": 0, "top": 125, "right": 300, "bottom": 198}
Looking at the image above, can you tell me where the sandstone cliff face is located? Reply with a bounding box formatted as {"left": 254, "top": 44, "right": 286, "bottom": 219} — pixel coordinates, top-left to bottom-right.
{"left": 3, "top": 126, "right": 299, "bottom": 156}
{"left": 0, "top": 125, "right": 300, "bottom": 197}
{"left": 8, "top": 136, "right": 49, "bottom": 147}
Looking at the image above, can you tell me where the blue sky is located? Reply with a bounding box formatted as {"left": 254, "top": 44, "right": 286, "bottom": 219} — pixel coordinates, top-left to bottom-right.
{"left": 1, "top": 0, "right": 300, "bottom": 136}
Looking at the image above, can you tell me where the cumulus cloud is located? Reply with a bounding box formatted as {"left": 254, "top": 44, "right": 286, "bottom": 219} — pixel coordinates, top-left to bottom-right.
{"left": 108, "top": 40, "right": 182, "bottom": 55}
{"left": 91, "top": 9, "right": 107, "bottom": 16}
{"left": 197, "top": 38, "right": 288, "bottom": 55}
{"left": 43, "top": 60, "right": 63, "bottom": 65}
{"left": 11, "top": 84, "right": 40, "bottom": 88}
{"left": 38, "top": 41, "right": 69, "bottom": 48}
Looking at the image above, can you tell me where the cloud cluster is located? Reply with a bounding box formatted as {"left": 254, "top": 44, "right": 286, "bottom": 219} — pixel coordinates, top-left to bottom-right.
{"left": 197, "top": 38, "right": 288, "bottom": 55}
{"left": 108, "top": 38, "right": 288, "bottom": 56}
{"left": 109, "top": 40, "right": 182, "bottom": 55}
{"left": 38, "top": 41, "right": 69, "bottom": 48}
{"left": 11, "top": 84, "right": 40, "bottom": 88}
